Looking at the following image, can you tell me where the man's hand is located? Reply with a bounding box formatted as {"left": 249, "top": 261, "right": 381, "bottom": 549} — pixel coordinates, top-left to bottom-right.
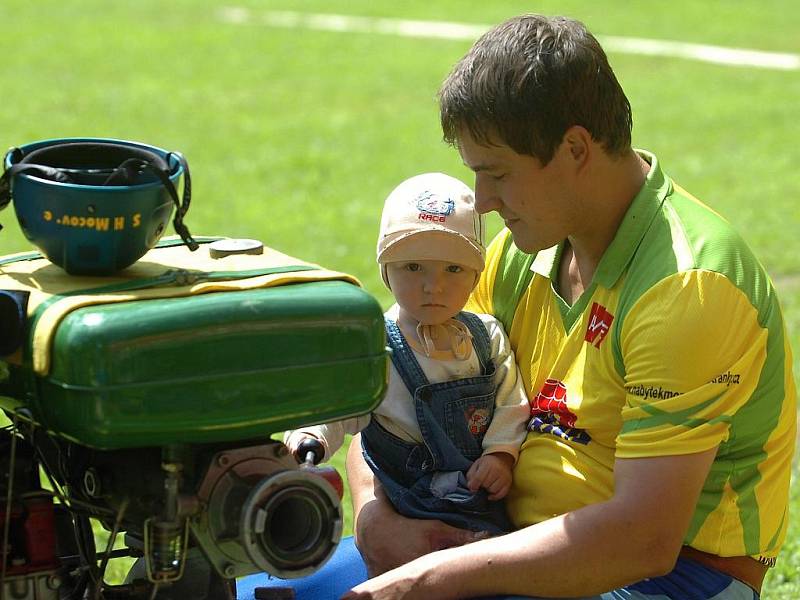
{"left": 466, "top": 452, "right": 514, "bottom": 500}
{"left": 346, "top": 444, "right": 720, "bottom": 599}
{"left": 340, "top": 555, "right": 432, "bottom": 600}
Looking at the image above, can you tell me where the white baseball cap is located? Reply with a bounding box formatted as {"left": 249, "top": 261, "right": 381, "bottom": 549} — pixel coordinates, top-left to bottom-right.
{"left": 376, "top": 173, "right": 485, "bottom": 287}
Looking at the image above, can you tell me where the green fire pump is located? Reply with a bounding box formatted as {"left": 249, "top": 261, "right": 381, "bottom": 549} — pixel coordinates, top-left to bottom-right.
{"left": 0, "top": 139, "right": 388, "bottom": 600}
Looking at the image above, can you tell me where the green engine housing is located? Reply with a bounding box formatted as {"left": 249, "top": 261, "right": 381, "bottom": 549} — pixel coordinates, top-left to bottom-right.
{"left": 0, "top": 242, "right": 388, "bottom": 450}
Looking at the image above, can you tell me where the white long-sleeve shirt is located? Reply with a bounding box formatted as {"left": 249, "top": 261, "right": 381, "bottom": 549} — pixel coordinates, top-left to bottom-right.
{"left": 285, "top": 306, "right": 530, "bottom": 463}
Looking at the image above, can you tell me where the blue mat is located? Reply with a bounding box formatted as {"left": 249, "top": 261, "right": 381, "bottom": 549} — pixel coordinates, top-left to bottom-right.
{"left": 236, "top": 536, "right": 368, "bottom": 600}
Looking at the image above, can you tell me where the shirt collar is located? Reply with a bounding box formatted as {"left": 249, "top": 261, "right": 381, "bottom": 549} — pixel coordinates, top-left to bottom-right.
{"left": 593, "top": 150, "right": 671, "bottom": 288}
{"left": 530, "top": 244, "right": 560, "bottom": 278}
{"left": 529, "top": 150, "right": 672, "bottom": 288}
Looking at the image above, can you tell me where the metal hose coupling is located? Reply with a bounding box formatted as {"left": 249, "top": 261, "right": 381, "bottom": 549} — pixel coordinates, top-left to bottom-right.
{"left": 191, "top": 443, "right": 343, "bottom": 580}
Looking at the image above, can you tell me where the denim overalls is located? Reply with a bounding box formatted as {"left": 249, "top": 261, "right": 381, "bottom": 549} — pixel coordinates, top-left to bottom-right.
{"left": 361, "top": 311, "right": 512, "bottom": 534}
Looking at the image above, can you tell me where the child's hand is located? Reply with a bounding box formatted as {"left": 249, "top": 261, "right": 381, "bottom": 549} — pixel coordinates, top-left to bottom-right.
{"left": 466, "top": 452, "right": 514, "bottom": 500}
{"left": 285, "top": 433, "right": 325, "bottom": 464}
{"left": 284, "top": 432, "right": 304, "bottom": 456}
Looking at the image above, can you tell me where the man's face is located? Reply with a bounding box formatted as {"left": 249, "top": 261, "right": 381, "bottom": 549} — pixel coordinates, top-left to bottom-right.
{"left": 458, "top": 129, "right": 577, "bottom": 253}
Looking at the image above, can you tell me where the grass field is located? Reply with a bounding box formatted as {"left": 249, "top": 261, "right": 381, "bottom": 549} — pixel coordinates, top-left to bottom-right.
{"left": 0, "top": 0, "right": 798, "bottom": 596}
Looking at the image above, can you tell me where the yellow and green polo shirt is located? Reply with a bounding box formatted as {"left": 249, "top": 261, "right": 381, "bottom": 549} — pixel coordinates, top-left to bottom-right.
{"left": 466, "top": 151, "right": 796, "bottom": 564}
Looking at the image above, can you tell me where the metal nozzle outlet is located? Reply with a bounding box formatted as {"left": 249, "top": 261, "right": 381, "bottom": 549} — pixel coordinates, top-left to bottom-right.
{"left": 240, "top": 470, "right": 343, "bottom": 579}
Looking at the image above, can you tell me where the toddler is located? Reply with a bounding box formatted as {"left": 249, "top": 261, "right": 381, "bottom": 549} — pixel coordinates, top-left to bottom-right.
{"left": 286, "top": 172, "right": 529, "bottom": 533}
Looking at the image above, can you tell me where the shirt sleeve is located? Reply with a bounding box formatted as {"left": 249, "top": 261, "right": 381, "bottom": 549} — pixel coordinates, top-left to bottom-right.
{"left": 284, "top": 415, "right": 371, "bottom": 462}
{"left": 616, "top": 271, "right": 768, "bottom": 458}
{"left": 466, "top": 230, "right": 509, "bottom": 316}
{"left": 477, "top": 314, "right": 530, "bottom": 462}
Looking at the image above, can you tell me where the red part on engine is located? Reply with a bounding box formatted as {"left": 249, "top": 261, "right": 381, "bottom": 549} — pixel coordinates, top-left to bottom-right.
{"left": 307, "top": 466, "right": 344, "bottom": 499}
{"left": 0, "top": 494, "right": 59, "bottom": 574}
{"left": 22, "top": 494, "right": 59, "bottom": 568}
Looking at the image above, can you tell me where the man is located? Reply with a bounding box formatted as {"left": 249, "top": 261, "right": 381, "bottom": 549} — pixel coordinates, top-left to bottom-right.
{"left": 343, "top": 13, "right": 796, "bottom": 600}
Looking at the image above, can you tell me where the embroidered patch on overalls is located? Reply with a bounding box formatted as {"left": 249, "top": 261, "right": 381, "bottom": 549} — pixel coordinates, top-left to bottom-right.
{"left": 465, "top": 406, "right": 491, "bottom": 436}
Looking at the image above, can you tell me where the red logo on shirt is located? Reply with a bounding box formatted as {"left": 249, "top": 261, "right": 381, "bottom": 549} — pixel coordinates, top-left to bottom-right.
{"left": 585, "top": 302, "right": 614, "bottom": 348}
{"left": 528, "top": 378, "right": 590, "bottom": 444}
{"left": 530, "top": 378, "right": 577, "bottom": 427}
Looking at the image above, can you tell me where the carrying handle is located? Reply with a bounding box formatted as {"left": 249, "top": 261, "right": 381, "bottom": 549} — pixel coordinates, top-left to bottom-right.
{"left": 0, "top": 148, "right": 26, "bottom": 227}
{"left": 0, "top": 161, "right": 73, "bottom": 206}
{"left": 104, "top": 153, "right": 198, "bottom": 251}
{"left": 165, "top": 152, "right": 198, "bottom": 251}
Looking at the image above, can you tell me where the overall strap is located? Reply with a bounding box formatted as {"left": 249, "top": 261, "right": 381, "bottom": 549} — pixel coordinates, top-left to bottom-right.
{"left": 385, "top": 318, "right": 430, "bottom": 395}
{"left": 453, "top": 311, "right": 492, "bottom": 373}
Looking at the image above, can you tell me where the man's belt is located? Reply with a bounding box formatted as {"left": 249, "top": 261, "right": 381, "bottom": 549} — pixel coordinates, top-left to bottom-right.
{"left": 679, "top": 546, "right": 768, "bottom": 594}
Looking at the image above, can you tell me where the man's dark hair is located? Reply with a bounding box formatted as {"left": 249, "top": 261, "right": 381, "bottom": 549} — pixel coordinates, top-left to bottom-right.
{"left": 439, "top": 14, "right": 633, "bottom": 165}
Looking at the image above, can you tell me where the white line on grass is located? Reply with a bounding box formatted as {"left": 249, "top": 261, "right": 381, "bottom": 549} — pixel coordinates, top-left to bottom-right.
{"left": 218, "top": 7, "right": 800, "bottom": 71}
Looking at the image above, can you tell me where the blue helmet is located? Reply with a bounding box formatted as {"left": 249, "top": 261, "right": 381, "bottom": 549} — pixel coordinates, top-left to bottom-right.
{"left": 0, "top": 138, "right": 198, "bottom": 275}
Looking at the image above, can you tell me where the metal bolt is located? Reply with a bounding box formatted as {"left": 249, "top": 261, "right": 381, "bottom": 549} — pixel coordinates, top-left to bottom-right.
{"left": 162, "top": 462, "right": 182, "bottom": 473}
{"left": 222, "top": 563, "right": 237, "bottom": 578}
{"left": 83, "top": 468, "right": 101, "bottom": 498}
{"left": 47, "top": 574, "right": 63, "bottom": 590}
{"left": 217, "top": 454, "right": 230, "bottom": 467}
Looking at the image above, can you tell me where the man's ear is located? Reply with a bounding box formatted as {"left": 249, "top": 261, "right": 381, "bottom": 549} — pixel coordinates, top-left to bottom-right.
{"left": 562, "top": 125, "right": 592, "bottom": 169}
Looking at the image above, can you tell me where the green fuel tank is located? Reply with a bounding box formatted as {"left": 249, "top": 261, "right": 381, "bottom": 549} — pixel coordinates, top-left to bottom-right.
{"left": 0, "top": 239, "right": 388, "bottom": 449}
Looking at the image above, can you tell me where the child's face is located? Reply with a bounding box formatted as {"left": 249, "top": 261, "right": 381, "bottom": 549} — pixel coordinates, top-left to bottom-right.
{"left": 386, "top": 260, "right": 477, "bottom": 326}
